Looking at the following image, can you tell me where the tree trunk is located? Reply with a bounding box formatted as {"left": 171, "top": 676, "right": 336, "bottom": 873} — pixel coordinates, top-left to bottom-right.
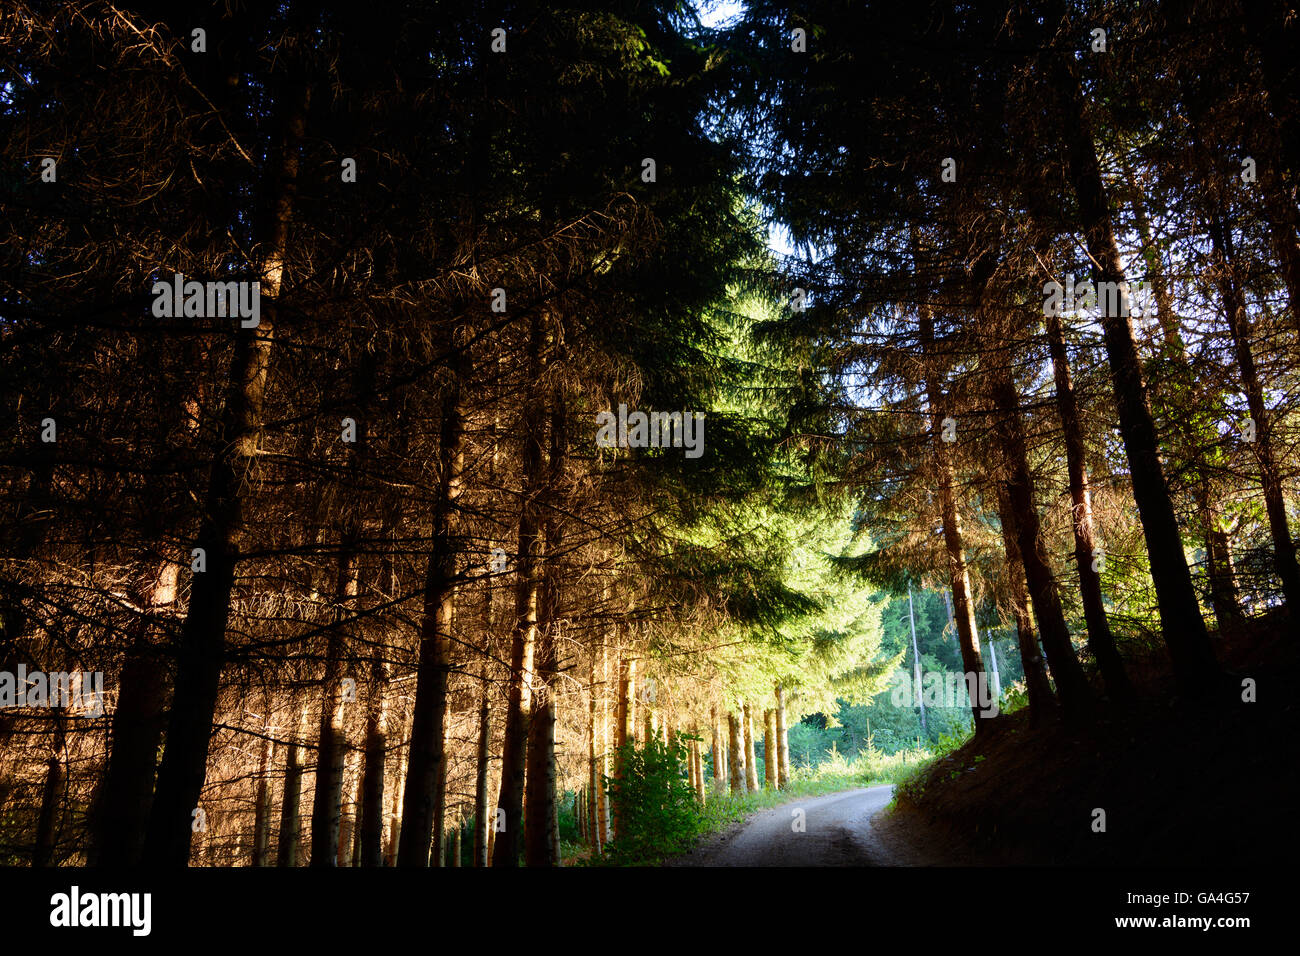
{"left": 359, "top": 652, "right": 388, "bottom": 867}
{"left": 251, "top": 731, "right": 274, "bottom": 866}
{"left": 763, "top": 709, "right": 776, "bottom": 789}
{"left": 143, "top": 83, "right": 310, "bottom": 867}
{"left": 727, "top": 711, "right": 744, "bottom": 795}
{"left": 586, "top": 641, "right": 602, "bottom": 855}
{"left": 710, "top": 706, "right": 724, "bottom": 793}
{"left": 1053, "top": 55, "right": 1218, "bottom": 689}
{"left": 611, "top": 653, "right": 635, "bottom": 840}
{"left": 994, "top": 484, "right": 1057, "bottom": 724}
{"left": 1206, "top": 211, "right": 1300, "bottom": 608}
{"left": 276, "top": 704, "right": 309, "bottom": 866}
{"left": 774, "top": 685, "right": 790, "bottom": 789}
{"left": 493, "top": 318, "right": 547, "bottom": 867}
{"left": 916, "top": 294, "right": 990, "bottom": 732}
{"left": 1044, "top": 310, "right": 1131, "bottom": 698}
{"left": 398, "top": 370, "right": 465, "bottom": 867}
{"left": 33, "top": 711, "right": 65, "bottom": 867}
{"left": 742, "top": 703, "right": 759, "bottom": 792}
{"left": 988, "top": 356, "right": 1094, "bottom": 721}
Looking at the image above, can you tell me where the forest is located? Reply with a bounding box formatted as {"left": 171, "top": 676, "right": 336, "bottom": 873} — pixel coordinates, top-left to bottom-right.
{"left": 0, "top": 0, "right": 1296, "bottom": 878}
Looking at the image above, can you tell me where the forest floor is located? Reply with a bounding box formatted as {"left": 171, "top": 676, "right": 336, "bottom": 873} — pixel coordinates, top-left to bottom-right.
{"left": 888, "top": 608, "right": 1300, "bottom": 865}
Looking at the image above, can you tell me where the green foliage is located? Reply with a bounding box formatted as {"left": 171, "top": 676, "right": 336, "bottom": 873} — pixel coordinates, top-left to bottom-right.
{"left": 602, "top": 737, "right": 705, "bottom": 866}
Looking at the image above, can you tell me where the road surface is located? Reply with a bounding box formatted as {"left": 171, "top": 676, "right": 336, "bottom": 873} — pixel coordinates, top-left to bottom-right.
{"left": 669, "top": 785, "right": 908, "bottom": 867}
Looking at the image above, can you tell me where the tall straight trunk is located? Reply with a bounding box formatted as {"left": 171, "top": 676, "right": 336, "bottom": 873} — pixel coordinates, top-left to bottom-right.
{"left": 143, "top": 83, "right": 310, "bottom": 867}
{"left": 337, "top": 751, "right": 359, "bottom": 866}
{"left": 251, "top": 731, "right": 274, "bottom": 866}
{"left": 493, "top": 318, "right": 547, "bottom": 866}
{"left": 742, "top": 703, "right": 759, "bottom": 792}
{"left": 1044, "top": 311, "right": 1131, "bottom": 698}
{"left": 586, "top": 641, "right": 602, "bottom": 854}
{"left": 525, "top": 391, "right": 565, "bottom": 867}
{"left": 1206, "top": 213, "right": 1300, "bottom": 608}
{"left": 310, "top": 559, "right": 357, "bottom": 867}
{"left": 727, "top": 711, "right": 744, "bottom": 795}
{"left": 763, "top": 709, "right": 776, "bottom": 789}
{"left": 611, "top": 652, "right": 635, "bottom": 840}
{"left": 449, "top": 819, "right": 462, "bottom": 868}
{"left": 1052, "top": 55, "right": 1218, "bottom": 689}
{"left": 988, "top": 357, "right": 1093, "bottom": 721}
{"left": 916, "top": 294, "right": 989, "bottom": 732}
{"left": 1127, "top": 176, "right": 1246, "bottom": 636}
{"left": 596, "top": 639, "right": 610, "bottom": 847}
{"left": 359, "top": 652, "right": 388, "bottom": 867}
{"left": 276, "top": 704, "right": 309, "bottom": 866}
{"left": 33, "top": 711, "right": 65, "bottom": 867}
{"left": 525, "top": 684, "right": 559, "bottom": 866}
{"left": 710, "top": 706, "right": 724, "bottom": 793}
{"left": 91, "top": 635, "right": 168, "bottom": 863}
{"left": 398, "top": 368, "right": 465, "bottom": 867}
{"left": 473, "top": 678, "right": 492, "bottom": 867}
{"left": 774, "top": 685, "right": 790, "bottom": 789}
{"left": 994, "top": 484, "right": 1057, "bottom": 723}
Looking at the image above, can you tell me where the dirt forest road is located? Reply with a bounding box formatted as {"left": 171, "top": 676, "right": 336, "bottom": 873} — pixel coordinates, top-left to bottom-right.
{"left": 668, "top": 785, "right": 927, "bottom": 867}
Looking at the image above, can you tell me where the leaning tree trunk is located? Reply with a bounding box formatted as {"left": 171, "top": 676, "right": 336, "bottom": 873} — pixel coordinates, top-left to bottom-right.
{"left": 143, "top": 84, "right": 310, "bottom": 866}
{"left": 1044, "top": 310, "right": 1131, "bottom": 699}
{"left": 1206, "top": 211, "right": 1300, "bottom": 609}
{"left": 994, "top": 484, "right": 1057, "bottom": 724}
{"left": 988, "top": 351, "right": 1093, "bottom": 721}
{"left": 916, "top": 289, "right": 990, "bottom": 732}
{"left": 1052, "top": 55, "right": 1218, "bottom": 690}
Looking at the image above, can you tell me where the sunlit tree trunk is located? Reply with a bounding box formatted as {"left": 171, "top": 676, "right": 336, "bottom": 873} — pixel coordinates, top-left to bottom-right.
{"left": 494, "top": 316, "right": 546, "bottom": 867}
{"left": 1044, "top": 310, "right": 1131, "bottom": 699}
{"left": 774, "top": 684, "right": 790, "bottom": 789}
{"left": 763, "top": 708, "right": 776, "bottom": 789}
{"left": 710, "top": 705, "right": 724, "bottom": 793}
{"left": 727, "top": 711, "right": 744, "bottom": 795}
